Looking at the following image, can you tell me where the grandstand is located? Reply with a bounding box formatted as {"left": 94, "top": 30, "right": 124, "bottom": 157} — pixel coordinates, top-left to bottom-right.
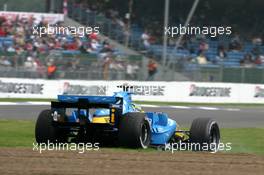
{"left": 0, "top": 7, "right": 143, "bottom": 80}
{"left": 0, "top": 0, "right": 263, "bottom": 83}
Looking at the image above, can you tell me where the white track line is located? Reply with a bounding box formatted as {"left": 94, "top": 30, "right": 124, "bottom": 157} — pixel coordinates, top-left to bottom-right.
{"left": 27, "top": 102, "right": 51, "bottom": 105}
{"left": 169, "top": 106, "right": 191, "bottom": 109}
{"left": 224, "top": 108, "right": 241, "bottom": 111}
{"left": 196, "top": 107, "right": 219, "bottom": 111}
{"left": 0, "top": 102, "right": 50, "bottom": 106}
{"left": 0, "top": 102, "right": 241, "bottom": 111}
{"left": 140, "top": 104, "right": 159, "bottom": 108}
{"left": 0, "top": 102, "right": 17, "bottom": 105}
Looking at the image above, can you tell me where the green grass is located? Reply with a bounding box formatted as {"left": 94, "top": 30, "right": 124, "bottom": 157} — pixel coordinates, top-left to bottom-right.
{"left": 1, "top": 98, "right": 264, "bottom": 107}
{"left": 221, "top": 128, "right": 264, "bottom": 154}
{"left": 0, "top": 120, "right": 35, "bottom": 147}
{"left": 0, "top": 119, "right": 263, "bottom": 154}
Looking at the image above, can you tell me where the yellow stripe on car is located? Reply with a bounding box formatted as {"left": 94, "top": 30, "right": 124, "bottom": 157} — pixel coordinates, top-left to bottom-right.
{"left": 111, "top": 113, "right": 115, "bottom": 123}
{"left": 92, "top": 116, "right": 110, "bottom": 123}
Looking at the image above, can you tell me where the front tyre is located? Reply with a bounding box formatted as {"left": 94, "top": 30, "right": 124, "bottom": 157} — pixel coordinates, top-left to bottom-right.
{"left": 118, "top": 113, "right": 151, "bottom": 148}
{"left": 190, "top": 118, "right": 220, "bottom": 151}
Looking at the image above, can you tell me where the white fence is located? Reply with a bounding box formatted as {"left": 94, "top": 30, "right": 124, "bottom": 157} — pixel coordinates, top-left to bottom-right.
{"left": 0, "top": 78, "right": 264, "bottom": 104}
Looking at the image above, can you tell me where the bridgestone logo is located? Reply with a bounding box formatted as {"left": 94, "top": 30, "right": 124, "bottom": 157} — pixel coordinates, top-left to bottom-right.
{"left": 189, "top": 84, "right": 231, "bottom": 97}
{"left": 254, "top": 86, "right": 264, "bottom": 98}
{"left": 0, "top": 81, "right": 43, "bottom": 94}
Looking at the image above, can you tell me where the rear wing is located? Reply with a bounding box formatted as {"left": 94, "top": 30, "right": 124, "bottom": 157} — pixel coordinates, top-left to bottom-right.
{"left": 51, "top": 95, "right": 123, "bottom": 109}
{"left": 51, "top": 95, "right": 123, "bottom": 126}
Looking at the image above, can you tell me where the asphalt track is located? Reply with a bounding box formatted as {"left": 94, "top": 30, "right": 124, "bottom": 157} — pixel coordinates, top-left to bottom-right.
{"left": 0, "top": 104, "right": 263, "bottom": 128}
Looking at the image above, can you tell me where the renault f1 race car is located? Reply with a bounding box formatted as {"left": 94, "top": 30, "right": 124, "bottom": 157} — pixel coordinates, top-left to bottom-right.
{"left": 35, "top": 92, "right": 220, "bottom": 151}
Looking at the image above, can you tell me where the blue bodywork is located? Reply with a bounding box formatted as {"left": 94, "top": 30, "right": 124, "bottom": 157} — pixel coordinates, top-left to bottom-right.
{"left": 57, "top": 92, "right": 177, "bottom": 145}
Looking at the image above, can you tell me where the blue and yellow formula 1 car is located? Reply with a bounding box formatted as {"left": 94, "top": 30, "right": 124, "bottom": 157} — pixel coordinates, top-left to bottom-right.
{"left": 35, "top": 92, "right": 220, "bottom": 150}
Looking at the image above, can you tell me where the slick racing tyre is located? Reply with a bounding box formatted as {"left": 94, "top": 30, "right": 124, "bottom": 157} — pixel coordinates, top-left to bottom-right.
{"left": 35, "top": 109, "right": 67, "bottom": 143}
{"left": 119, "top": 112, "right": 151, "bottom": 149}
{"left": 190, "top": 118, "right": 220, "bottom": 151}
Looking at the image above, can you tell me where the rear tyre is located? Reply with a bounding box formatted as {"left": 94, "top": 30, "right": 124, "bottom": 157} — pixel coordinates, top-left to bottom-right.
{"left": 190, "top": 118, "right": 220, "bottom": 151}
{"left": 118, "top": 113, "right": 151, "bottom": 148}
{"left": 35, "top": 109, "right": 67, "bottom": 143}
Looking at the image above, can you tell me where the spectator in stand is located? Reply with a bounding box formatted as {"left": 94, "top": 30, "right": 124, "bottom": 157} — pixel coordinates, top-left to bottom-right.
{"left": 126, "top": 61, "right": 139, "bottom": 80}
{"left": 0, "top": 26, "right": 6, "bottom": 37}
{"left": 197, "top": 40, "right": 209, "bottom": 55}
{"left": 254, "top": 55, "right": 263, "bottom": 66}
{"left": 24, "top": 56, "right": 37, "bottom": 71}
{"left": 251, "top": 46, "right": 261, "bottom": 57}
{"left": 215, "top": 45, "right": 227, "bottom": 63}
{"left": 147, "top": 58, "right": 158, "bottom": 81}
{"left": 99, "top": 41, "right": 113, "bottom": 59}
{"left": 79, "top": 40, "right": 91, "bottom": 53}
{"left": 35, "top": 58, "right": 46, "bottom": 78}
{"left": 0, "top": 56, "right": 11, "bottom": 67}
{"left": 240, "top": 53, "right": 254, "bottom": 67}
{"left": 258, "top": 55, "right": 264, "bottom": 65}
{"left": 88, "top": 39, "right": 100, "bottom": 53}
{"left": 141, "top": 30, "right": 151, "bottom": 50}
{"left": 196, "top": 53, "right": 208, "bottom": 65}
{"left": 47, "top": 59, "right": 57, "bottom": 79}
{"left": 229, "top": 33, "right": 242, "bottom": 51}
{"left": 89, "top": 32, "right": 99, "bottom": 41}
{"left": 252, "top": 36, "right": 262, "bottom": 46}
{"left": 65, "top": 40, "right": 78, "bottom": 50}
{"left": 109, "top": 58, "right": 125, "bottom": 79}
{"left": 217, "top": 45, "right": 227, "bottom": 58}
{"left": 25, "top": 41, "right": 34, "bottom": 52}
{"left": 101, "top": 40, "right": 113, "bottom": 53}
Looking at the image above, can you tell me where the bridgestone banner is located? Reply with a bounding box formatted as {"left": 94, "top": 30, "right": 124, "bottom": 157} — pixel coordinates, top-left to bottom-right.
{"left": 0, "top": 78, "right": 264, "bottom": 103}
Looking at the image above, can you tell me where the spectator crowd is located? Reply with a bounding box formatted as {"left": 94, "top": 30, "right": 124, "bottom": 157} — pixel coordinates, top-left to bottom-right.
{"left": 1, "top": 0, "right": 264, "bottom": 81}
{"left": 70, "top": 0, "right": 264, "bottom": 70}
{"left": 0, "top": 13, "right": 141, "bottom": 80}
